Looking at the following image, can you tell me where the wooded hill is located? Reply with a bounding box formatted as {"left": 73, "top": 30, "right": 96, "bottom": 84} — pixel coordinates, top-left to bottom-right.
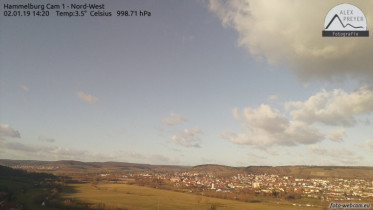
{"left": 1, "top": 159, "right": 373, "bottom": 179}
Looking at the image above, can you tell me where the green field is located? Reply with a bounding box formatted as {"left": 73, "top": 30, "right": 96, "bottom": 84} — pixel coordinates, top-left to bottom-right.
{"left": 60, "top": 183, "right": 319, "bottom": 210}
{"left": 0, "top": 177, "right": 55, "bottom": 210}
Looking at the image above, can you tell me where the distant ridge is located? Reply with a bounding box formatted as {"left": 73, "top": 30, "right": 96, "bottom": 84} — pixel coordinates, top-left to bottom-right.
{"left": 1, "top": 159, "right": 373, "bottom": 179}
{"left": 192, "top": 164, "right": 241, "bottom": 176}
{"left": 325, "top": 14, "right": 364, "bottom": 29}
{"left": 0, "top": 159, "right": 190, "bottom": 171}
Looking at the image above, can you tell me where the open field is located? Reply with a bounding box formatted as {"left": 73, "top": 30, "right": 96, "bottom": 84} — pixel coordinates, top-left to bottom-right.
{"left": 2, "top": 160, "right": 373, "bottom": 180}
{"left": 2, "top": 162, "right": 371, "bottom": 209}
{"left": 0, "top": 177, "right": 55, "bottom": 210}
{"left": 61, "top": 183, "right": 319, "bottom": 210}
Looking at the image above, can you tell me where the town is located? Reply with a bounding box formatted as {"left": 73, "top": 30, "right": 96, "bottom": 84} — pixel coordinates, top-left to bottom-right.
{"left": 129, "top": 171, "right": 373, "bottom": 202}
{"left": 2, "top": 160, "right": 373, "bottom": 209}
{"left": 9, "top": 162, "right": 373, "bottom": 202}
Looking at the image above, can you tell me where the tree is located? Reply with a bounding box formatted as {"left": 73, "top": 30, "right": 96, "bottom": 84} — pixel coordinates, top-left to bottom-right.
{"left": 210, "top": 203, "right": 218, "bottom": 210}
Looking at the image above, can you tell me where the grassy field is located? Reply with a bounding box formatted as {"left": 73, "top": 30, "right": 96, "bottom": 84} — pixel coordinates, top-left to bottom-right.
{"left": 0, "top": 177, "right": 55, "bottom": 210}
{"left": 60, "top": 183, "right": 320, "bottom": 210}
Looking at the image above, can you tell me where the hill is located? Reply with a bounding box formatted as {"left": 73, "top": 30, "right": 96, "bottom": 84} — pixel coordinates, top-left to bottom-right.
{"left": 190, "top": 164, "right": 373, "bottom": 179}
{"left": 245, "top": 165, "right": 373, "bottom": 179}
{"left": 1, "top": 159, "right": 373, "bottom": 179}
{"left": 0, "top": 159, "right": 190, "bottom": 173}
{"left": 191, "top": 164, "right": 245, "bottom": 177}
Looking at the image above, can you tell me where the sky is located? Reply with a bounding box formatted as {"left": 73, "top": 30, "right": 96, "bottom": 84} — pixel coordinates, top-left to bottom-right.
{"left": 1, "top": 0, "right": 373, "bottom": 166}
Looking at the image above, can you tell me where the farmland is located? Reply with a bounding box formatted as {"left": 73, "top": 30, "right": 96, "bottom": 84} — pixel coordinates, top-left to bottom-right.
{"left": 2, "top": 160, "right": 372, "bottom": 209}
{"left": 60, "top": 182, "right": 316, "bottom": 210}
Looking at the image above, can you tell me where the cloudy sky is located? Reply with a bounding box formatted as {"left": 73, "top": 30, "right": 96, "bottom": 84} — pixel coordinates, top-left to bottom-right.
{"left": 1, "top": 0, "right": 373, "bottom": 166}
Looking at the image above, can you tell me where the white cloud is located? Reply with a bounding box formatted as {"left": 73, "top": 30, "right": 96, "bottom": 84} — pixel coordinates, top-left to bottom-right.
{"left": 328, "top": 129, "right": 346, "bottom": 142}
{"left": 149, "top": 154, "right": 179, "bottom": 165}
{"left": 20, "top": 84, "right": 29, "bottom": 92}
{"left": 0, "top": 124, "right": 21, "bottom": 138}
{"left": 242, "top": 104, "right": 289, "bottom": 132}
{"left": 286, "top": 86, "right": 373, "bottom": 126}
{"left": 182, "top": 35, "right": 195, "bottom": 42}
{"left": 268, "top": 95, "right": 278, "bottom": 102}
{"left": 162, "top": 112, "right": 187, "bottom": 125}
{"left": 0, "top": 139, "right": 36, "bottom": 152}
{"left": 209, "top": 0, "right": 373, "bottom": 81}
{"left": 220, "top": 132, "right": 251, "bottom": 145}
{"left": 247, "top": 153, "right": 267, "bottom": 160}
{"left": 0, "top": 139, "right": 119, "bottom": 161}
{"left": 362, "top": 139, "right": 373, "bottom": 150}
{"left": 224, "top": 85, "right": 373, "bottom": 152}
{"left": 222, "top": 105, "right": 324, "bottom": 148}
{"left": 39, "top": 135, "right": 55, "bottom": 143}
{"left": 308, "top": 145, "right": 363, "bottom": 165}
{"left": 126, "top": 151, "right": 146, "bottom": 159}
{"left": 172, "top": 127, "right": 202, "bottom": 148}
{"left": 76, "top": 91, "right": 98, "bottom": 104}
{"left": 125, "top": 151, "right": 179, "bottom": 164}
{"left": 308, "top": 145, "right": 327, "bottom": 155}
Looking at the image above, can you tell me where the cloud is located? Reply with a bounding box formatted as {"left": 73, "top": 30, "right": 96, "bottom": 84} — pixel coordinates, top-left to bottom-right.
{"left": 222, "top": 105, "right": 324, "bottom": 148}
{"left": 162, "top": 112, "right": 187, "bottom": 125}
{"left": 308, "top": 145, "right": 363, "bottom": 165}
{"left": 125, "top": 151, "right": 179, "bottom": 164}
{"left": 0, "top": 124, "right": 21, "bottom": 138}
{"left": 126, "top": 151, "right": 146, "bottom": 159}
{"left": 171, "top": 127, "right": 202, "bottom": 148}
{"left": 224, "top": 85, "right": 373, "bottom": 151}
{"left": 328, "top": 129, "right": 346, "bottom": 142}
{"left": 209, "top": 0, "right": 373, "bottom": 81}
{"left": 247, "top": 153, "right": 267, "bottom": 160}
{"left": 362, "top": 139, "right": 373, "bottom": 150}
{"left": 76, "top": 91, "right": 98, "bottom": 104}
{"left": 0, "top": 139, "right": 36, "bottom": 152}
{"left": 39, "top": 135, "right": 55, "bottom": 143}
{"left": 267, "top": 95, "right": 278, "bottom": 102}
{"left": 182, "top": 35, "right": 195, "bottom": 42}
{"left": 241, "top": 104, "right": 289, "bottom": 132}
{"left": 286, "top": 86, "right": 373, "bottom": 126}
{"left": 20, "top": 84, "right": 29, "bottom": 92}
{"left": 308, "top": 145, "right": 327, "bottom": 155}
{"left": 0, "top": 139, "right": 119, "bottom": 161}
{"left": 149, "top": 154, "right": 179, "bottom": 164}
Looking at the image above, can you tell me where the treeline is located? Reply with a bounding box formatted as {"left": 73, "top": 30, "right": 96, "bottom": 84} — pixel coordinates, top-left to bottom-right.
{"left": 0, "top": 165, "right": 56, "bottom": 179}
{"left": 201, "top": 189, "right": 304, "bottom": 202}
{"left": 0, "top": 165, "right": 101, "bottom": 209}
{"left": 133, "top": 176, "right": 318, "bottom": 204}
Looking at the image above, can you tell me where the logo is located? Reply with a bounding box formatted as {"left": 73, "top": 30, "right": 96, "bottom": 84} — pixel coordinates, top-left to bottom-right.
{"left": 322, "top": 4, "right": 369, "bottom": 37}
